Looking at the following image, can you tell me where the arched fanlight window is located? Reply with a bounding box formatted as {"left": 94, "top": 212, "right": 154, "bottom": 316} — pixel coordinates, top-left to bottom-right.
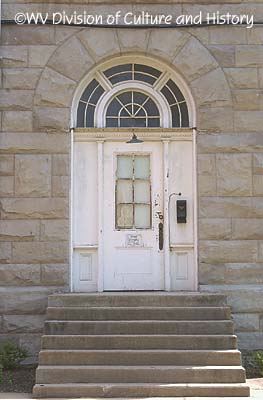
{"left": 76, "top": 63, "right": 190, "bottom": 128}
{"left": 106, "top": 91, "right": 160, "bottom": 128}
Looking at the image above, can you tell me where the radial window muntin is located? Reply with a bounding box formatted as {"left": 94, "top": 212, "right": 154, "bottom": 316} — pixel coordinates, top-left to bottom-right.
{"left": 106, "top": 89, "right": 161, "bottom": 128}
{"left": 75, "top": 58, "right": 192, "bottom": 129}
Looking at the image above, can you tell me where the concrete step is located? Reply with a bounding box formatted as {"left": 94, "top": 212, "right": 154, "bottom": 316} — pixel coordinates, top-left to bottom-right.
{"left": 38, "top": 349, "right": 242, "bottom": 366}
{"left": 33, "top": 382, "right": 250, "bottom": 398}
{"left": 42, "top": 334, "right": 238, "bottom": 350}
{"left": 36, "top": 365, "right": 246, "bottom": 384}
{"left": 48, "top": 292, "right": 227, "bottom": 308}
{"left": 46, "top": 306, "right": 231, "bottom": 321}
{"left": 44, "top": 319, "right": 234, "bottom": 335}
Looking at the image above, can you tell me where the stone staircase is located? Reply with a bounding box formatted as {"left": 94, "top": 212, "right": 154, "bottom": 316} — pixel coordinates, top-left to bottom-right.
{"left": 33, "top": 293, "right": 250, "bottom": 398}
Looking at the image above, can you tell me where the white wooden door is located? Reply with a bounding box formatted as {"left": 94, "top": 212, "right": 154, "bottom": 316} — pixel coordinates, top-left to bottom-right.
{"left": 103, "top": 142, "right": 164, "bottom": 290}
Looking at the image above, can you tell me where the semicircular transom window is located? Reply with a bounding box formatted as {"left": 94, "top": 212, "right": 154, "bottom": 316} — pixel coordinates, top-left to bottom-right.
{"left": 77, "top": 63, "right": 190, "bottom": 128}
{"left": 106, "top": 91, "right": 160, "bottom": 128}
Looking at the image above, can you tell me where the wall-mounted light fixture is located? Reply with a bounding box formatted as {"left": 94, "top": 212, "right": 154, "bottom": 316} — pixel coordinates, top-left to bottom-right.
{"left": 126, "top": 133, "right": 143, "bottom": 144}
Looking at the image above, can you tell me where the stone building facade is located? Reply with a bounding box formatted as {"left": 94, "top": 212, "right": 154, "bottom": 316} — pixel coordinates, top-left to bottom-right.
{"left": 1, "top": 0, "right": 263, "bottom": 359}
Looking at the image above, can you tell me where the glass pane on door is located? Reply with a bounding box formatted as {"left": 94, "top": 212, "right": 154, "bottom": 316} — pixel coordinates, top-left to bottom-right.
{"left": 116, "top": 154, "right": 151, "bottom": 229}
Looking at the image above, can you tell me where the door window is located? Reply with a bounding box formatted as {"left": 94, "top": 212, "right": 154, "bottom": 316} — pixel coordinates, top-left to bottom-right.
{"left": 116, "top": 154, "right": 151, "bottom": 229}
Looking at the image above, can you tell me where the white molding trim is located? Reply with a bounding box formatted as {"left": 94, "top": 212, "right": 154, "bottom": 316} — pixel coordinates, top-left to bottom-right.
{"left": 69, "top": 128, "right": 74, "bottom": 292}
{"left": 97, "top": 140, "right": 104, "bottom": 292}
{"left": 163, "top": 140, "right": 170, "bottom": 291}
{"left": 192, "top": 128, "right": 199, "bottom": 291}
{"left": 74, "top": 128, "right": 193, "bottom": 142}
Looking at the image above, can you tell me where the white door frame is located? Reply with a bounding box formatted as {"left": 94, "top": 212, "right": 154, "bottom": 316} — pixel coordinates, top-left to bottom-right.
{"left": 71, "top": 128, "right": 198, "bottom": 292}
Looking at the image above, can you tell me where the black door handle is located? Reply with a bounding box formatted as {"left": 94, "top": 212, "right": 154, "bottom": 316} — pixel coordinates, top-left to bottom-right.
{"left": 159, "top": 222, "right": 164, "bottom": 251}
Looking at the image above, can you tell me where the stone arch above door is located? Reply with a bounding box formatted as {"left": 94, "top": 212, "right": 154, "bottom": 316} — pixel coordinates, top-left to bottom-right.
{"left": 33, "top": 28, "right": 232, "bottom": 133}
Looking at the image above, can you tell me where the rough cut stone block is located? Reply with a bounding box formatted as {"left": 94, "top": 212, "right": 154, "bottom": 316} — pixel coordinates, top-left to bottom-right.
{"left": 253, "top": 175, "right": 263, "bottom": 196}
{"left": 232, "top": 219, "right": 263, "bottom": 239}
{"left": 19, "top": 334, "right": 41, "bottom": 356}
{"left": 148, "top": 30, "right": 187, "bottom": 63}
{"left": 198, "top": 108, "right": 234, "bottom": 132}
{"left": 0, "top": 155, "right": 14, "bottom": 176}
{"left": 0, "top": 176, "right": 14, "bottom": 196}
{"left": 233, "top": 90, "right": 262, "bottom": 111}
{"left": 52, "top": 176, "right": 69, "bottom": 197}
{"left": 198, "top": 133, "right": 263, "bottom": 154}
{"left": 2, "top": 111, "right": 32, "bottom": 132}
{"left": 0, "top": 132, "right": 69, "bottom": 154}
{"left": 199, "top": 263, "right": 225, "bottom": 285}
{"left": 2, "top": 26, "right": 55, "bottom": 45}
{"left": 0, "top": 264, "right": 41, "bottom": 286}
{"left": 247, "top": 27, "right": 263, "bottom": 45}
{"left": 188, "top": 27, "right": 209, "bottom": 46}
{"left": 0, "top": 287, "right": 61, "bottom": 314}
{"left": 259, "top": 69, "right": 263, "bottom": 89}
{"left": 198, "top": 175, "right": 216, "bottom": 196}
{"left": 200, "top": 284, "right": 263, "bottom": 313}
{"left": 28, "top": 45, "right": 56, "bottom": 67}
{"left": 209, "top": 45, "right": 235, "bottom": 68}
{"left": 2, "top": 3, "right": 42, "bottom": 19}
{"left": 237, "top": 333, "right": 263, "bottom": 350}
{"left": 253, "top": 154, "right": 263, "bottom": 174}
{"left": 117, "top": 29, "right": 150, "bottom": 52}
{"left": 52, "top": 155, "right": 69, "bottom": 176}
{"left": 232, "top": 314, "right": 259, "bottom": 332}
{"left": 54, "top": 26, "right": 81, "bottom": 45}
{"left": 12, "top": 241, "right": 69, "bottom": 263}
{"left": 225, "top": 264, "right": 263, "bottom": 284}
{"left": 41, "top": 264, "right": 69, "bottom": 286}
{"left": 209, "top": 27, "right": 247, "bottom": 45}
{"left": 78, "top": 29, "right": 120, "bottom": 61}
{"left": 197, "top": 155, "right": 216, "bottom": 176}
{"left": 2, "top": 315, "right": 45, "bottom": 334}
{"left": 40, "top": 220, "right": 69, "bottom": 241}
{"left": 198, "top": 219, "right": 231, "bottom": 240}
{"left": 199, "top": 197, "right": 263, "bottom": 219}
{"left": 0, "top": 90, "right": 33, "bottom": 111}
{"left": 216, "top": 154, "right": 252, "bottom": 196}
{"left": 1, "top": 46, "right": 28, "bottom": 68}
{"left": 0, "top": 220, "right": 39, "bottom": 241}
{"left": 236, "top": 45, "right": 263, "bottom": 67}
{"left": 0, "top": 243, "right": 11, "bottom": 262}
{"left": 48, "top": 36, "right": 94, "bottom": 82}
{"left": 234, "top": 111, "right": 263, "bottom": 132}
{"left": 3, "top": 69, "right": 41, "bottom": 90}
{"left": 192, "top": 68, "right": 231, "bottom": 107}
{"left": 199, "top": 240, "right": 258, "bottom": 263}
{"left": 0, "top": 198, "right": 68, "bottom": 219}
{"left": 173, "top": 37, "right": 217, "bottom": 82}
{"left": 258, "top": 242, "right": 263, "bottom": 262}
{"left": 35, "top": 68, "right": 76, "bottom": 108}
{"left": 33, "top": 107, "right": 70, "bottom": 132}
{"left": 224, "top": 68, "right": 258, "bottom": 89}
{"left": 15, "top": 155, "right": 51, "bottom": 197}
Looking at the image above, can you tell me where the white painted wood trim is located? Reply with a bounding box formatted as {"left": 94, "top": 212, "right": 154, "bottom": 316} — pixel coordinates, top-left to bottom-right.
{"left": 97, "top": 141, "right": 104, "bottom": 292}
{"left": 192, "top": 128, "right": 198, "bottom": 291}
{"left": 70, "top": 128, "right": 74, "bottom": 292}
{"left": 163, "top": 140, "right": 170, "bottom": 291}
{"left": 170, "top": 244, "right": 195, "bottom": 249}
{"left": 74, "top": 245, "right": 98, "bottom": 249}
{"left": 74, "top": 128, "right": 193, "bottom": 142}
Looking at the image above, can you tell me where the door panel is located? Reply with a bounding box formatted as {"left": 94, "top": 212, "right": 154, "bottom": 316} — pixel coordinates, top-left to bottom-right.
{"left": 103, "top": 142, "right": 164, "bottom": 290}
